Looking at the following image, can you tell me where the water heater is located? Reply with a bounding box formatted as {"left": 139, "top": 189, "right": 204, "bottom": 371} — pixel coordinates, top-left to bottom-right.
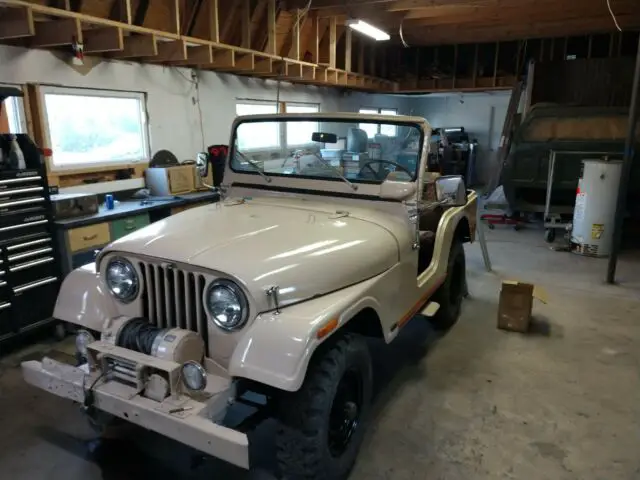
{"left": 571, "top": 159, "right": 623, "bottom": 257}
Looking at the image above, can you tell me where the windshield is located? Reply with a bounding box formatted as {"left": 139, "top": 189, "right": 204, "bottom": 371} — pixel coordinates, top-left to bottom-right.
{"left": 231, "top": 118, "right": 423, "bottom": 185}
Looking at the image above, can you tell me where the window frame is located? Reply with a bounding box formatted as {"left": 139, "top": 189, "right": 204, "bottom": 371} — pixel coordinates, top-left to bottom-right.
{"left": 39, "top": 86, "right": 150, "bottom": 171}
{"left": 0, "top": 83, "right": 27, "bottom": 134}
{"left": 358, "top": 107, "right": 398, "bottom": 138}
{"left": 235, "top": 100, "right": 321, "bottom": 150}
{"left": 230, "top": 115, "right": 425, "bottom": 186}
{"left": 235, "top": 100, "right": 280, "bottom": 151}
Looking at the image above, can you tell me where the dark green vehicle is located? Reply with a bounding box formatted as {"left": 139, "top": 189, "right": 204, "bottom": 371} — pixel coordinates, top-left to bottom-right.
{"left": 503, "top": 105, "right": 640, "bottom": 215}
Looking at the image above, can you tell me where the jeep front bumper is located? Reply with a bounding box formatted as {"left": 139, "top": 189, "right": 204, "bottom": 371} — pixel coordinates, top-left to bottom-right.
{"left": 22, "top": 356, "right": 249, "bottom": 469}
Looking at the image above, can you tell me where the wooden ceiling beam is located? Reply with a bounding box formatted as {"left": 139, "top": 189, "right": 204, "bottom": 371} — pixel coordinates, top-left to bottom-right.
{"left": 385, "top": 0, "right": 492, "bottom": 10}
{"left": 328, "top": 15, "right": 336, "bottom": 68}
{"left": 132, "top": 0, "right": 149, "bottom": 26}
{"left": 402, "top": 17, "right": 640, "bottom": 44}
{"left": 31, "top": 18, "right": 82, "bottom": 47}
{"left": 265, "top": 0, "right": 276, "bottom": 54}
{"left": 112, "top": 33, "right": 157, "bottom": 58}
{"left": 241, "top": 0, "right": 250, "bottom": 48}
{"left": 298, "top": 10, "right": 314, "bottom": 60}
{"left": 0, "top": 6, "right": 35, "bottom": 40}
{"left": 249, "top": 0, "right": 267, "bottom": 50}
{"left": 207, "top": 0, "right": 218, "bottom": 41}
{"left": 275, "top": 10, "right": 294, "bottom": 55}
{"left": 344, "top": 27, "right": 352, "bottom": 72}
{"left": 183, "top": 0, "right": 204, "bottom": 36}
{"left": 310, "top": 0, "right": 394, "bottom": 8}
{"left": 287, "top": 8, "right": 302, "bottom": 60}
{"left": 400, "top": 4, "right": 638, "bottom": 26}
{"left": 212, "top": 48, "right": 234, "bottom": 68}
{"left": 0, "top": 0, "right": 395, "bottom": 91}
{"left": 219, "top": 0, "right": 239, "bottom": 44}
{"left": 169, "top": 0, "right": 179, "bottom": 34}
{"left": 83, "top": 25, "right": 123, "bottom": 53}
{"left": 151, "top": 38, "right": 187, "bottom": 61}
{"left": 109, "top": 0, "right": 132, "bottom": 24}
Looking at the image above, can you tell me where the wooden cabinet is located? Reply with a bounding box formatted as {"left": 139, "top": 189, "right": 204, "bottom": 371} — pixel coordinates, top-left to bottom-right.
{"left": 111, "top": 214, "right": 150, "bottom": 240}
{"left": 67, "top": 223, "right": 111, "bottom": 253}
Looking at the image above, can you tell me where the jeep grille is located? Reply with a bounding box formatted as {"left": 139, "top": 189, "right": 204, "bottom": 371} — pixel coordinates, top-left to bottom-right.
{"left": 138, "top": 261, "right": 209, "bottom": 354}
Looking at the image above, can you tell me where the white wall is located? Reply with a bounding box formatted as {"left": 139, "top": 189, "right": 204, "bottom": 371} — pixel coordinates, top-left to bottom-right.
{"left": 0, "top": 44, "right": 408, "bottom": 163}
{"left": 414, "top": 92, "right": 511, "bottom": 184}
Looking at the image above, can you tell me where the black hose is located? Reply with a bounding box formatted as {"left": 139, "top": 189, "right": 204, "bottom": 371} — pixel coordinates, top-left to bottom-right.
{"left": 116, "top": 318, "right": 163, "bottom": 355}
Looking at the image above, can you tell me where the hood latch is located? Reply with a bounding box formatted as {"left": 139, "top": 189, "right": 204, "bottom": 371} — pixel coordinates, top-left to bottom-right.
{"left": 266, "top": 285, "right": 281, "bottom": 315}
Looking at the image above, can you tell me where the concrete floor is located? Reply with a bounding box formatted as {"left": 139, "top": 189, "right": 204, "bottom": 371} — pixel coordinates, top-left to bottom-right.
{"left": 1, "top": 226, "right": 639, "bottom": 479}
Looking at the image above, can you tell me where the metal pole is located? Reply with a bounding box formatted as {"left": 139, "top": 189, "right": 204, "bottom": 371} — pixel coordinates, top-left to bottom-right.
{"left": 606, "top": 34, "right": 640, "bottom": 284}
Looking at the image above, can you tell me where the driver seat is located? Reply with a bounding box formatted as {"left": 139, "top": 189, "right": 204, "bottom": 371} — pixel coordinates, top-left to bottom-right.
{"left": 418, "top": 205, "right": 444, "bottom": 274}
{"left": 342, "top": 128, "right": 369, "bottom": 174}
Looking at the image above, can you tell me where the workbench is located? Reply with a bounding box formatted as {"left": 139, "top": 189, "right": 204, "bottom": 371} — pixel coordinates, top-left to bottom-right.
{"left": 55, "top": 191, "right": 219, "bottom": 276}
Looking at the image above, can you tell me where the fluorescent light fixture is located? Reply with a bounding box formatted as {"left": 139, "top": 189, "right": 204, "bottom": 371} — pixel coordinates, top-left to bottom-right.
{"left": 346, "top": 19, "right": 390, "bottom": 41}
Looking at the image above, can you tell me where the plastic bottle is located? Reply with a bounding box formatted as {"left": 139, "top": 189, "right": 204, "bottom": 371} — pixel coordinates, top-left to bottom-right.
{"left": 8, "top": 135, "right": 26, "bottom": 169}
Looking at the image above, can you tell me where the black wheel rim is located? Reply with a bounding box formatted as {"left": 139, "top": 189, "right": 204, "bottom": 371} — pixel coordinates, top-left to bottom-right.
{"left": 328, "top": 369, "right": 363, "bottom": 457}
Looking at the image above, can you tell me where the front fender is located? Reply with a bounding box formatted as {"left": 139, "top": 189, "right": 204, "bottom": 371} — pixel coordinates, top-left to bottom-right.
{"left": 229, "top": 274, "right": 383, "bottom": 392}
{"left": 53, "top": 263, "right": 118, "bottom": 332}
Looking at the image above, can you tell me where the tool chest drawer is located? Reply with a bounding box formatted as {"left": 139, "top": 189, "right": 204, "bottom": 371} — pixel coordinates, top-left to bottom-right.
{"left": 67, "top": 222, "right": 111, "bottom": 253}
{"left": 0, "top": 133, "right": 61, "bottom": 343}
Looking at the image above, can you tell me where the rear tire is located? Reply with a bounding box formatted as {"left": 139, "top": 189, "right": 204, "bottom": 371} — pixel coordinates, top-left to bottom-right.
{"left": 276, "top": 334, "right": 372, "bottom": 480}
{"left": 430, "top": 241, "right": 466, "bottom": 331}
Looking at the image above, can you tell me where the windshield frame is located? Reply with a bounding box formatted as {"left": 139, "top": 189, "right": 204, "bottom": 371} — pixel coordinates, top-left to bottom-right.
{"left": 228, "top": 113, "right": 425, "bottom": 187}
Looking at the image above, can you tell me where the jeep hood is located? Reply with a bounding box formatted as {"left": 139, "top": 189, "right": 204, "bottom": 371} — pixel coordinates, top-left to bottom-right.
{"left": 104, "top": 201, "right": 399, "bottom": 311}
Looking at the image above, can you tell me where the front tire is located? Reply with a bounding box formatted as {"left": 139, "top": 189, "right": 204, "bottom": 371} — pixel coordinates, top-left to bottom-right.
{"left": 430, "top": 241, "right": 466, "bottom": 331}
{"left": 276, "top": 334, "right": 372, "bottom": 480}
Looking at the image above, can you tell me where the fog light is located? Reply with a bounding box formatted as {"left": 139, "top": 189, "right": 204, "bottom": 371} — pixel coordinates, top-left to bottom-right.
{"left": 75, "top": 330, "right": 95, "bottom": 356}
{"left": 181, "top": 361, "right": 207, "bottom": 391}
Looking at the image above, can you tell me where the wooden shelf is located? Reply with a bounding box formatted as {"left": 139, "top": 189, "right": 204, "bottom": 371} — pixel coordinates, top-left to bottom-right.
{"left": 396, "top": 76, "right": 518, "bottom": 94}
{"left": 0, "top": 0, "right": 397, "bottom": 92}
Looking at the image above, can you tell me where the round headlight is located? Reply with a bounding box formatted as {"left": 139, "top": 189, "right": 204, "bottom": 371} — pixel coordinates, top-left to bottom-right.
{"left": 205, "top": 279, "right": 248, "bottom": 331}
{"left": 105, "top": 257, "right": 139, "bottom": 303}
{"left": 181, "top": 361, "right": 207, "bottom": 391}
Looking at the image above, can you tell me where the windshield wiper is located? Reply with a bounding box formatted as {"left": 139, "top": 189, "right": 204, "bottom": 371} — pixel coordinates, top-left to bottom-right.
{"left": 310, "top": 152, "right": 358, "bottom": 191}
{"left": 237, "top": 152, "right": 272, "bottom": 183}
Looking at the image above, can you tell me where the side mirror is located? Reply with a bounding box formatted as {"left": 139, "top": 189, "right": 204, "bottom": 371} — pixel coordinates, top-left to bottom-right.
{"left": 435, "top": 175, "right": 467, "bottom": 206}
{"left": 207, "top": 145, "right": 229, "bottom": 187}
{"left": 196, "top": 152, "right": 208, "bottom": 176}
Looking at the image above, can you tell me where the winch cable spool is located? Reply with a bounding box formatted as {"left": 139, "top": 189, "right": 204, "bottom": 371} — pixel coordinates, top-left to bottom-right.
{"left": 116, "top": 318, "right": 164, "bottom": 355}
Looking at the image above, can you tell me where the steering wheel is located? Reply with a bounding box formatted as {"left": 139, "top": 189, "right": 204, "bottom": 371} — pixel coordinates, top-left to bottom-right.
{"left": 358, "top": 160, "right": 412, "bottom": 181}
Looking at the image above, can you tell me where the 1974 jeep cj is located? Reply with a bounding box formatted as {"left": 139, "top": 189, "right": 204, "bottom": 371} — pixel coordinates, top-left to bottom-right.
{"left": 23, "top": 113, "right": 477, "bottom": 479}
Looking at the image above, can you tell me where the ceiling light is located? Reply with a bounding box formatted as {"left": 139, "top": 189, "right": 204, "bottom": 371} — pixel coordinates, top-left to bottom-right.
{"left": 346, "top": 19, "right": 390, "bottom": 41}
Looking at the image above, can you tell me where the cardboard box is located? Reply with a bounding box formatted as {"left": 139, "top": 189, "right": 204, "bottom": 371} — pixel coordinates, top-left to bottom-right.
{"left": 146, "top": 165, "right": 195, "bottom": 196}
{"left": 497, "top": 280, "right": 547, "bottom": 333}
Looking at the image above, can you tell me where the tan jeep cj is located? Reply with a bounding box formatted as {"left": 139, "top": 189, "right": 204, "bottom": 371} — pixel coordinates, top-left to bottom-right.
{"left": 23, "top": 112, "right": 477, "bottom": 479}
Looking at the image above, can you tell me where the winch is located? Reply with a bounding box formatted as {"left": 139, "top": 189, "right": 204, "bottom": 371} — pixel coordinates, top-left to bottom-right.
{"left": 103, "top": 317, "right": 205, "bottom": 364}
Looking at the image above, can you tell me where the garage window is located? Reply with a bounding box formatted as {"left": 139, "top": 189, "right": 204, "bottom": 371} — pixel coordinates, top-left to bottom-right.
{"left": 286, "top": 103, "right": 319, "bottom": 146}
{"left": 41, "top": 86, "right": 149, "bottom": 170}
{"left": 235, "top": 101, "right": 319, "bottom": 149}
{"left": 359, "top": 107, "right": 398, "bottom": 138}
{"left": 236, "top": 101, "right": 279, "bottom": 150}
